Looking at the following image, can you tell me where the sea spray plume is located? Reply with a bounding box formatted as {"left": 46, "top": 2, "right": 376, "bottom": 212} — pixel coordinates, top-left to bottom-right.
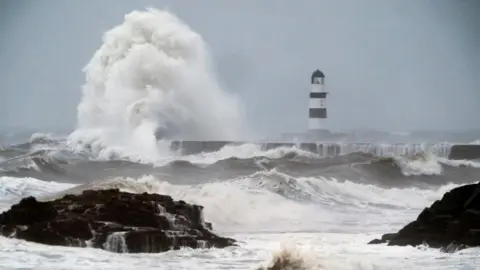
{"left": 257, "top": 247, "right": 317, "bottom": 270}
{"left": 68, "top": 8, "right": 247, "bottom": 162}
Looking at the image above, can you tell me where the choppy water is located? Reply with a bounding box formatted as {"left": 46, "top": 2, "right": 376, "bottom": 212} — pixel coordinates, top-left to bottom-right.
{"left": 1, "top": 131, "right": 480, "bottom": 269}
{"left": 2, "top": 7, "right": 480, "bottom": 269}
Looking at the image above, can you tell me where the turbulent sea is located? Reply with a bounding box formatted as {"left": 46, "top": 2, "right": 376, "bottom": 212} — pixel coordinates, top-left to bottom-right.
{"left": 2, "top": 7, "right": 480, "bottom": 270}
{"left": 1, "top": 132, "right": 480, "bottom": 269}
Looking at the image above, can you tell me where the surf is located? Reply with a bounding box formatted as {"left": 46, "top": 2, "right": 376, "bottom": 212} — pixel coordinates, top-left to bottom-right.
{"left": 67, "top": 8, "right": 247, "bottom": 163}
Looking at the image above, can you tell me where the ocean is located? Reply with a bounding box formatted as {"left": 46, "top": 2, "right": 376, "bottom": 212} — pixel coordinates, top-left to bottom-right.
{"left": 1, "top": 7, "right": 480, "bottom": 270}
{"left": 1, "top": 132, "right": 480, "bottom": 269}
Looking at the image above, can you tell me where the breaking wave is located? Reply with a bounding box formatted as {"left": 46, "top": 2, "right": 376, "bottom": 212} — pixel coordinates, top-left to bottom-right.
{"left": 257, "top": 247, "right": 315, "bottom": 270}
{"left": 2, "top": 6, "right": 480, "bottom": 270}
{"left": 0, "top": 176, "right": 74, "bottom": 206}
{"left": 2, "top": 140, "right": 480, "bottom": 188}
{"left": 24, "top": 173, "right": 466, "bottom": 234}
{"left": 361, "top": 153, "right": 444, "bottom": 176}
{"left": 66, "top": 8, "right": 247, "bottom": 162}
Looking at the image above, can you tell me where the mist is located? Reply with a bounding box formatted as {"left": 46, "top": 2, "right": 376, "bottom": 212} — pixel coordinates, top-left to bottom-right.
{"left": 0, "top": 0, "right": 479, "bottom": 136}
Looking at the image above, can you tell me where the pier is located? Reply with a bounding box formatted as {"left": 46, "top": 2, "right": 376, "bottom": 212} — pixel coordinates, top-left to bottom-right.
{"left": 167, "top": 140, "right": 480, "bottom": 160}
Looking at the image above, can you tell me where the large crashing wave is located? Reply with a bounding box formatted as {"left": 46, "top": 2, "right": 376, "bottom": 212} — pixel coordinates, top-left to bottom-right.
{"left": 67, "top": 8, "right": 247, "bottom": 161}
{"left": 34, "top": 173, "right": 466, "bottom": 234}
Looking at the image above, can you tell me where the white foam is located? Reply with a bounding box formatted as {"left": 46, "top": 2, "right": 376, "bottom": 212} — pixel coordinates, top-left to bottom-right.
{"left": 60, "top": 173, "right": 467, "bottom": 235}
{"left": 0, "top": 172, "right": 477, "bottom": 268}
{"left": 180, "top": 144, "right": 318, "bottom": 165}
{"left": 0, "top": 230, "right": 478, "bottom": 269}
{"left": 392, "top": 152, "right": 443, "bottom": 176}
{"left": 67, "top": 8, "right": 247, "bottom": 163}
{"left": 438, "top": 157, "right": 480, "bottom": 168}
{"left": 336, "top": 142, "right": 452, "bottom": 158}
{"left": 79, "top": 175, "right": 332, "bottom": 233}
{"left": 30, "top": 132, "right": 62, "bottom": 143}
{"left": 0, "top": 176, "right": 76, "bottom": 211}
{"left": 174, "top": 142, "right": 453, "bottom": 168}
{"left": 295, "top": 176, "right": 460, "bottom": 209}
{"left": 247, "top": 233, "right": 480, "bottom": 270}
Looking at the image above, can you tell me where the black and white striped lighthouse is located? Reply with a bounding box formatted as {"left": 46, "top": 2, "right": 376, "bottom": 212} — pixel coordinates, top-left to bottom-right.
{"left": 308, "top": 69, "right": 328, "bottom": 132}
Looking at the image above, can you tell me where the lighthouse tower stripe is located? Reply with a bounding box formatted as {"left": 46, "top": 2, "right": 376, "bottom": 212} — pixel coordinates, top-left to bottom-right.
{"left": 308, "top": 69, "right": 327, "bottom": 131}
{"left": 310, "top": 92, "right": 326, "bottom": 98}
{"left": 309, "top": 108, "right": 326, "bottom": 118}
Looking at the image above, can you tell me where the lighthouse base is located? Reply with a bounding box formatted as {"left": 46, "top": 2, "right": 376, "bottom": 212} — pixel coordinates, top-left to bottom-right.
{"left": 276, "top": 129, "right": 347, "bottom": 142}
{"left": 302, "top": 129, "right": 332, "bottom": 140}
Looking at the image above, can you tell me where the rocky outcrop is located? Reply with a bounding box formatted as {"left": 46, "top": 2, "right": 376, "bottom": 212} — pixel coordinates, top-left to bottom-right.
{"left": 369, "top": 182, "right": 480, "bottom": 252}
{"left": 0, "top": 189, "right": 235, "bottom": 253}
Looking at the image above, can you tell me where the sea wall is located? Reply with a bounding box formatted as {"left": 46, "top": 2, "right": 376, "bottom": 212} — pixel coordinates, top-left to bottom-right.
{"left": 168, "top": 140, "right": 459, "bottom": 158}
{"left": 169, "top": 141, "right": 349, "bottom": 156}
{"left": 448, "top": 144, "right": 480, "bottom": 160}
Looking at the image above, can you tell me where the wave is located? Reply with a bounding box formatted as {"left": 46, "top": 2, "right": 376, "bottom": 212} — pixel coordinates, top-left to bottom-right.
{"left": 0, "top": 150, "right": 66, "bottom": 172}
{"left": 2, "top": 141, "right": 480, "bottom": 189}
{"left": 172, "top": 147, "right": 480, "bottom": 187}
{"left": 359, "top": 153, "right": 443, "bottom": 177}
{"left": 66, "top": 8, "right": 247, "bottom": 163}
{"left": 30, "top": 173, "right": 467, "bottom": 234}
{"left": 0, "top": 176, "right": 75, "bottom": 208}
{"left": 29, "top": 132, "right": 65, "bottom": 145}
{"left": 179, "top": 144, "right": 321, "bottom": 164}
{"left": 257, "top": 247, "right": 314, "bottom": 270}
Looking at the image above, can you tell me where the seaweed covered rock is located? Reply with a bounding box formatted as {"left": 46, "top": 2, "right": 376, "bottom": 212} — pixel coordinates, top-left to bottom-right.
{"left": 369, "top": 182, "right": 480, "bottom": 252}
{"left": 0, "top": 189, "right": 235, "bottom": 253}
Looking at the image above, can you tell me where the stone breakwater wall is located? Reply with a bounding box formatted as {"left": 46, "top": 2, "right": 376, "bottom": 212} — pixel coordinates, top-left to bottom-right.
{"left": 168, "top": 141, "right": 479, "bottom": 159}
{"left": 448, "top": 144, "right": 480, "bottom": 160}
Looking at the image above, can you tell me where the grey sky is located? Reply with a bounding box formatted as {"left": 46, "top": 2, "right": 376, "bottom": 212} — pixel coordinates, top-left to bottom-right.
{"left": 0, "top": 0, "right": 479, "bottom": 135}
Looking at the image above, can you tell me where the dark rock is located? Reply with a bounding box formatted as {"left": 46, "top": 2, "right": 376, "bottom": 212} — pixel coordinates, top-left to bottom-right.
{"left": 367, "top": 233, "right": 397, "bottom": 244}
{"left": 381, "top": 233, "right": 397, "bottom": 242}
{"left": 0, "top": 189, "right": 235, "bottom": 253}
{"left": 369, "top": 182, "right": 480, "bottom": 252}
{"left": 368, "top": 238, "right": 383, "bottom": 244}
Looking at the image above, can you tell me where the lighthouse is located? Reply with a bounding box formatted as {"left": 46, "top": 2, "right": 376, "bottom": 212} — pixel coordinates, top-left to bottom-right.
{"left": 308, "top": 69, "right": 329, "bottom": 135}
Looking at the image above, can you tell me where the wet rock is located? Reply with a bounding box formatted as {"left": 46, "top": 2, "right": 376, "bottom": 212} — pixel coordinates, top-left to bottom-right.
{"left": 368, "top": 233, "right": 397, "bottom": 244}
{"left": 381, "top": 233, "right": 398, "bottom": 242}
{"left": 368, "top": 238, "right": 383, "bottom": 244}
{"left": 369, "top": 182, "right": 480, "bottom": 252}
{"left": 0, "top": 189, "right": 235, "bottom": 253}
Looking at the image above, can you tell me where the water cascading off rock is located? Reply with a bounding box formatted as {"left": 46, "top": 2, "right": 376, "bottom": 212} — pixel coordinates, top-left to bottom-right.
{"left": 0, "top": 189, "right": 235, "bottom": 253}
